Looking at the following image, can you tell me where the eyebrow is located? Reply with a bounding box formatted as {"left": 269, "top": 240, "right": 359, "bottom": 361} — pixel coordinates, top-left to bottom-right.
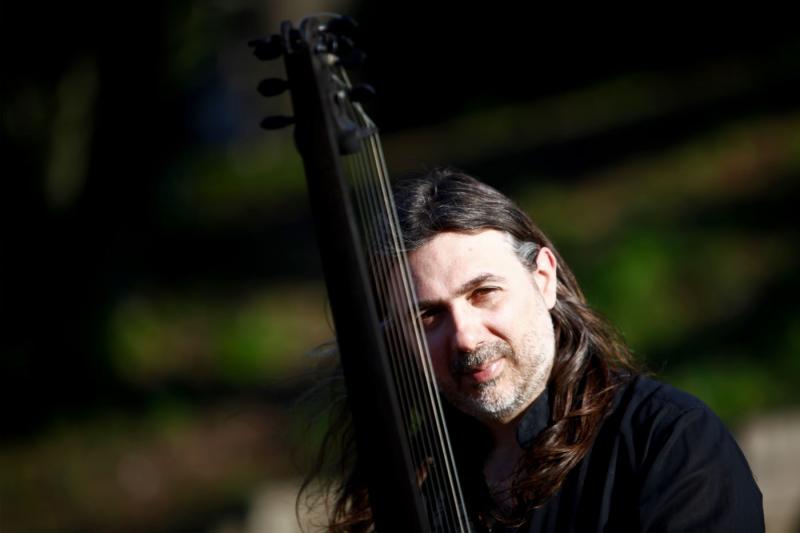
{"left": 416, "top": 273, "right": 505, "bottom": 310}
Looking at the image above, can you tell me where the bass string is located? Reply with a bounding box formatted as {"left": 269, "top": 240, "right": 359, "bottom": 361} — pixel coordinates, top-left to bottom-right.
{"left": 345, "top": 150, "right": 439, "bottom": 520}
{"left": 346, "top": 149, "right": 450, "bottom": 527}
{"left": 364, "top": 129, "right": 471, "bottom": 532}
{"left": 344, "top": 99, "right": 471, "bottom": 531}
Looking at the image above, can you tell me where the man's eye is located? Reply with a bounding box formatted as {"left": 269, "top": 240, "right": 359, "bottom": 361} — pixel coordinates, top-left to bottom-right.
{"left": 419, "top": 309, "right": 440, "bottom": 327}
{"left": 473, "top": 287, "right": 498, "bottom": 297}
{"left": 471, "top": 287, "right": 501, "bottom": 304}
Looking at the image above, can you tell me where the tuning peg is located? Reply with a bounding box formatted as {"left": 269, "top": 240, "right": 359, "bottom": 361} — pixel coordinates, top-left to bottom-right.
{"left": 326, "top": 35, "right": 365, "bottom": 68}
{"left": 339, "top": 47, "right": 366, "bottom": 68}
{"left": 260, "top": 115, "right": 295, "bottom": 130}
{"left": 257, "top": 78, "right": 289, "bottom": 97}
{"left": 248, "top": 35, "right": 283, "bottom": 60}
{"left": 349, "top": 84, "right": 375, "bottom": 104}
{"left": 326, "top": 16, "right": 358, "bottom": 38}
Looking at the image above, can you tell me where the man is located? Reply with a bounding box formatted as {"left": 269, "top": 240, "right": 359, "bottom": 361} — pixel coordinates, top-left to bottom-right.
{"left": 308, "top": 168, "right": 764, "bottom": 532}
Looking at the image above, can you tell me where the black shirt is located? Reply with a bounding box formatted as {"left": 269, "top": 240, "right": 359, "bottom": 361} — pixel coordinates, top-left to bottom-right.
{"left": 493, "top": 376, "right": 764, "bottom": 532}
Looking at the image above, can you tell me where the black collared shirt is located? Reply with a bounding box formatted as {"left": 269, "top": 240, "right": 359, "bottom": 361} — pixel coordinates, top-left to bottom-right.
{"left": 494, "top": 376, "right": 764, "bottom": 532}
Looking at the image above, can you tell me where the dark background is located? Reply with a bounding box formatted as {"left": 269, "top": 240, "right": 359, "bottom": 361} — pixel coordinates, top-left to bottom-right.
{"left": 2, "top": 3, "right": 798, "bottom": 531}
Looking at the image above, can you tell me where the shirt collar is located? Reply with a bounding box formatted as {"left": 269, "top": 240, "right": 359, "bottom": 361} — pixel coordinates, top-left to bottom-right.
{"left": 515, "top": 387, "right": 551, "bottom": 448}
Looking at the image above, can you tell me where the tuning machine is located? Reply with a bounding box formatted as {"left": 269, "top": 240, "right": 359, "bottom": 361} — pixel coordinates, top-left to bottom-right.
{"left": 250, "top": 32, "right": 292, "bottom": 129}
{"left": 312, "top": 16, "right": 365, "bottom": 68}
{"left": 255, "top": 77, "right": 292, "bottom": 128}
{"left": 349, "top": 84, "right": 375, "bottom": 104}
{"left": 257, "top": 78, "right": 289, "bottom": 97}
{"left": 248, "top": 35, "right": 283, "bottom": 61}
{"left": 325, "top": 15, "right": 358, "bottom": 38}
{"left": 332, "top": 35, "right": 366, "bottom": 68}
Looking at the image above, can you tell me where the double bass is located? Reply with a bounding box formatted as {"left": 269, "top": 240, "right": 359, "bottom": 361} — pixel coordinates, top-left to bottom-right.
{"left": 251, "top": 15, "right": 471, "bottom": 532}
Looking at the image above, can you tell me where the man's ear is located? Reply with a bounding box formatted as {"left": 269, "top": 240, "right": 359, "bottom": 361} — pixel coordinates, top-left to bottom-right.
{"left": 533, "top": 247, "right": 558, "bottom": 309}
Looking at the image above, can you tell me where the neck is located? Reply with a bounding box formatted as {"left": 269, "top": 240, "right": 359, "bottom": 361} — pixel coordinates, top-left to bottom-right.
{"left": 482, "top": 417, "right": 524, "bottom": 504}
{"left": 480, "top": 387, "right": 548, "bottom": 502}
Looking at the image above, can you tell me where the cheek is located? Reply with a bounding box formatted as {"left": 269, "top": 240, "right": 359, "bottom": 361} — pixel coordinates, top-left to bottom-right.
{"left": 485, "top": 299, "right": 527, "bottom": 339}
{"left": 506, "top": 287, "right": 547, "bottom": 325}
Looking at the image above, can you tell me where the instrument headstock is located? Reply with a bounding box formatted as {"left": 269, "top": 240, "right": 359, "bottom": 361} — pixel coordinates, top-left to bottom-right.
{"left": 249, "top": 15, "right": 375, "bottom": 155}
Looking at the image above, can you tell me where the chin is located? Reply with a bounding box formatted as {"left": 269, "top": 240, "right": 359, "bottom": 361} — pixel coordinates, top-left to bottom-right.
{"left": 461, "top": 394, "right": 522, "bottom": 423}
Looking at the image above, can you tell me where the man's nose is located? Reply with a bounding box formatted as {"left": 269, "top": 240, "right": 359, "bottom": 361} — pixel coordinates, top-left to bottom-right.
{"left": 449, "top": 304, "right": 482, "bottom": 354}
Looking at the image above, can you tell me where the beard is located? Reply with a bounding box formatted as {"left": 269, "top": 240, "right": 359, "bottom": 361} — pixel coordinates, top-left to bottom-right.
{"left": 441, "top": 336, "right": 551, "bottom": 423}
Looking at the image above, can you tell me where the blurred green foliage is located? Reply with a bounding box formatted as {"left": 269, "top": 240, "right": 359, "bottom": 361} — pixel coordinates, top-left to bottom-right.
{"left": 2, "top": 1, "right": 799, "bottom": 531}
{"left": 161, "top": 138, "right": 307, "bottom": 226}
{"left": 109, "top": 283, "right": 330, "bottom": 385}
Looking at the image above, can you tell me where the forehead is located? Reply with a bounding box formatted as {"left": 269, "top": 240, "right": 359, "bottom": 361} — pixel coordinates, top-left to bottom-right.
{"left": 407, "top": 230, "right": 527, "bottom": 292}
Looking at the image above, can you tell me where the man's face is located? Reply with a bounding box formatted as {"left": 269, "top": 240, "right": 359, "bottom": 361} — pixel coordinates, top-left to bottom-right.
{"left": 408, "top": 229, "right": 558, "bottom": 425}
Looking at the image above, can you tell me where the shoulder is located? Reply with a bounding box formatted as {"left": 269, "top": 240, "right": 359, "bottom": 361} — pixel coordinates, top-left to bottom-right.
{"left": 619, "top": 374, "right": 707, "bottom": 417}
{"left": 606, "top": 374, "right": 765, "bottom": 532}
{"left": 612, "top": 374, "right": 721, "bottom": 441}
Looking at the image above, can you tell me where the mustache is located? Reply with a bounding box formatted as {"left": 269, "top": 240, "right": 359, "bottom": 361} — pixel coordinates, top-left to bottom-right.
{"left": 451, "top": 341, "right": 513, "bottom": 374}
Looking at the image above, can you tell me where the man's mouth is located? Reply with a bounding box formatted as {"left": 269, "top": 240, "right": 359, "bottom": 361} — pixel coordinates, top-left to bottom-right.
{"left": 451, "top": 341, "right": 513, "bottom": 384}
{"left": 459, "top": 358, "right": 505, "bottom": 383}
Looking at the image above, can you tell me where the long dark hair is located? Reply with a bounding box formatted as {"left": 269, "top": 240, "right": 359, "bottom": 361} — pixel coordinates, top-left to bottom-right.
{"left": 299, "top": 168, "right": 637, "bottom": 530}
